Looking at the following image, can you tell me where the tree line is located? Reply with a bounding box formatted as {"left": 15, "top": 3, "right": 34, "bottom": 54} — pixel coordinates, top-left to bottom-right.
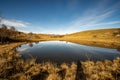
{"left": 0, "top": 24, "right": 19, "bottom": 44}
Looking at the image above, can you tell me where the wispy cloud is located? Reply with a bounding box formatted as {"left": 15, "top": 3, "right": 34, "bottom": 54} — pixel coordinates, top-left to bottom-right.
{"left": 0, "top": 19, "right": 29, "bottom": 27}
{"left": 83, "top": 21, "right": 120, "bottom": 27}
{"left": 70, "top": 10, "right": 116, "bottom": 28}
{"left": 68, "top": 1, "right": 120, "bottom": 30}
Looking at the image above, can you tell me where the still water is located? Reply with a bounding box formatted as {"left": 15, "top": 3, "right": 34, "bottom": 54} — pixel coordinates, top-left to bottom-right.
{"left": 16, "top": 41, "right": 120, "bottom": 63}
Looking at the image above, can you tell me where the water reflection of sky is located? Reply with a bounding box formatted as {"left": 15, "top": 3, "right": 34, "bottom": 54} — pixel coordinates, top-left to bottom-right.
{"left": 16, "top": 41, "right": 120, "bottom": 63}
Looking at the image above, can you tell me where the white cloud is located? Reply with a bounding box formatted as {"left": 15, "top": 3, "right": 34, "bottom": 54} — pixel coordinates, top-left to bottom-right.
{"left": 0, "top": 19, "right": 28, "bottom": 27}
{"left": 70, "top": 9, "right": 115, "bottom": 28}
{"left": 83, "top": 21, "right": 120, "bottom": 27}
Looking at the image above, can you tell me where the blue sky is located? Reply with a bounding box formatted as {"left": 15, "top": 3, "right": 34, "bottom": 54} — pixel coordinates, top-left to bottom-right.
{"left": 0, "top": 0, "right": 120, "bottom": 34}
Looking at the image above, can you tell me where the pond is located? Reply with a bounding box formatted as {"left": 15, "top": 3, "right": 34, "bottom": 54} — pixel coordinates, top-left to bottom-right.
{"left": 16, "top": 41, "right": 120, "bottom": 63}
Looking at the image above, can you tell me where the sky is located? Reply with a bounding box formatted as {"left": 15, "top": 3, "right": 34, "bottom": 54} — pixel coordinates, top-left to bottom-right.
{"left": 0, "top": 0, "right": 120, "bottom": 34}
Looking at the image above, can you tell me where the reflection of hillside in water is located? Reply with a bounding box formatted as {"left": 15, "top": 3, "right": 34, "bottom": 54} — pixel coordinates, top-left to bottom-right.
{"left": 117, "top": 48, "right": 120, "bottom": 52}
{"left": 29, "top": 43, "right": 33, "bottom": 47}
{"left": 16, "top": 41, "right": 120, "bottom": 63}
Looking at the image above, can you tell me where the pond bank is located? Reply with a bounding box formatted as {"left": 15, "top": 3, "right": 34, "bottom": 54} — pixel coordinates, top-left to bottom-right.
{"left": 0, "top": 42, "right": 120, "bottom": 80}
{"left": 0, "top": 42, "right": 26, "bottom": 53}
{"left": 51, "top": 37, "right": 120, "bottom": 49}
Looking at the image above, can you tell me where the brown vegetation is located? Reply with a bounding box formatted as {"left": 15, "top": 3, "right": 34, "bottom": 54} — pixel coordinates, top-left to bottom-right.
{"left": 0, "top": 25, "right": 53, "bottom": 44}
{"left": 0, "top": 25, "right": 29, "bottom": 43}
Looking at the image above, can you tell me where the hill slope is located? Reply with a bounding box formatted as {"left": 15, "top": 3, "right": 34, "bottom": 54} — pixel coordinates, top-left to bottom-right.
{"left": 65, "top": 28, "right": 120, "bottom": 38}
{"left": 60, "top": 28, "right": 120, "bottom": 48}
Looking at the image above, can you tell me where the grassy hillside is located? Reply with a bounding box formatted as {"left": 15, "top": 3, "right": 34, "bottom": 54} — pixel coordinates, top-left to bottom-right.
{"left": 65, "top": 28, "right": 120, "bottom": 38}
{"left": 57, "top": 28, "right": 120, "bottom": 48}
{"left": 0, "top": 28, "right": 55, "bottom": 44}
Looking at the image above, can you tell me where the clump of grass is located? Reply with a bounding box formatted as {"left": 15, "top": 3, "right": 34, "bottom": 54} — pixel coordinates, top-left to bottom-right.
{"left": 61, "top": 62, "right": 77, "bottom": 80}
{"left": 82, "top": 57, "right": 120, "bottom": 80}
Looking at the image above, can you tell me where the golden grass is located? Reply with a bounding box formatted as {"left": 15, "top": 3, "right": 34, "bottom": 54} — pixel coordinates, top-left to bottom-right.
{"left": 82, "top": 58, "right": 120, "bottom": 80}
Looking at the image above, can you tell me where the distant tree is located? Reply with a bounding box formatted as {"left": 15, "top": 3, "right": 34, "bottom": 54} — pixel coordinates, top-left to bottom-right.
{"left": 28, "top": 32, "right": 33, "bottom": 39}
{"left": 28, "top": 32, "right": 33, "bottom": 35}
{"left": 9, "top": 26, "right": 16, "bottom": 39}
{"left": 0, "top": 24, "right": 8, "bottom": 43}
{"left": 1, "top": 24, "right": 7, "bottom": 29}
{"left": 10, "top": 26, "right": 16, "bottom": 31}
{"left": 29, "top": 43, "right": 33, "bottom": 47}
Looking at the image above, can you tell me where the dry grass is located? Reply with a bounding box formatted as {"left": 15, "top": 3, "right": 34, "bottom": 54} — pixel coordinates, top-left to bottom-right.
{"left": 82, "top": 58, "right": 120, "bottom": 80}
